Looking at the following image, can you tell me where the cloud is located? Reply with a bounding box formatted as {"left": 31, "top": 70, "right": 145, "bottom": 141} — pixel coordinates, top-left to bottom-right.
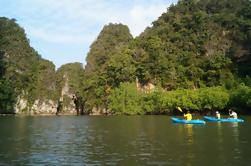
{"left": 0, "top": 0, "right": 177, "bottom": 68}
{"left": 127, "top": 4, "right": 168, "bottom": 35}
{"left": 27, "top": 26, "right": 96, "bottom": 44}
{"left": 11, "top": 0, "right": 172, "bottom": 44}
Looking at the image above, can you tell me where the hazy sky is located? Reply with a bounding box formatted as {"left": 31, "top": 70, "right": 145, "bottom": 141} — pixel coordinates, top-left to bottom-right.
{"left": 0, "top": 0, "right": 177, "bottom": 68}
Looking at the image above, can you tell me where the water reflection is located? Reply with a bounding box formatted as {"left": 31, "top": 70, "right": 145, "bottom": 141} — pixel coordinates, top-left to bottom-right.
{"left": 0, "top": 116, "right": 251, "bottom": 165}
{"left": 185, "top": 124, "right": 194, "bottom": 145}
{"left": 231, "top": 122, "right": 239, "bottom": 139}
{"left": 216, "top": 121, "right": 226, "bottom": 163}
{"left": 183, "top": 124, "right": 195, "bottom": 166}
{"left": 231, "top": 122, "right": 241, "bottom": 159}
{"left": 217, "top": 122, "right": 223, "bottom": 143}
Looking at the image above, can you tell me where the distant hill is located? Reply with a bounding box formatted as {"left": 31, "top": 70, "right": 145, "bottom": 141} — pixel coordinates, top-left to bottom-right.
{"left": 83, "top": 0, "right": 251, "bottom": 113}
{"left": 0, "top": 17, "right": 84, "bottom": 114}
{"left": 0, "top": 17, "right": 57, "bottom": 113}
{"left": 134, "top": 0, "right": 251, "bottom": 89}
{"left": 1, "top": 0, "right": 251, "bottom": 114}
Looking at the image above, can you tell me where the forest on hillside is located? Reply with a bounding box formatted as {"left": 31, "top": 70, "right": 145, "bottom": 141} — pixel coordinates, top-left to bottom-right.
{"left": 0, "top": 0, "right": 251, "bottom": 115}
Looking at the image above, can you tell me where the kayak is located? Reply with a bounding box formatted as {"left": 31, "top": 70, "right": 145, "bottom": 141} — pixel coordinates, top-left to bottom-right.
{"left": 203, "top": 116, "right": 244, "bottom": 123}
{"left": 171, "top": 117, "right": 206, "bottom": 124}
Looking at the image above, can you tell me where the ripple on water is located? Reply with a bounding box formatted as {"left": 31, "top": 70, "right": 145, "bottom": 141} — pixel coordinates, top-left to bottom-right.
{"left": 0, "top": 116, "right": 251, "bottom": 165}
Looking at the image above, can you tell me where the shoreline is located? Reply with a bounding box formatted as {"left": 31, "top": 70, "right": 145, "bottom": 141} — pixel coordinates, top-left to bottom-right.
{"left": 1, "top": 112, "right": 250, "bottom": 117}
{"left": 0, "top": 113, "right": 77, "bottom": 116}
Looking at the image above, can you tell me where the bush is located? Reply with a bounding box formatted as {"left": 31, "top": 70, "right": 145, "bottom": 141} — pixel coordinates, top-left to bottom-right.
{"left": 108, "top": 84, "right": 230, "bottom": 115}
{"left": 108, "top": 83, "right": 144, "bottom": 115}
{"left": 0, "top": 79, "right": 16, "bottom": 113}
{"left": 148, "top": 87, "right": 229, "bottom": 112}
{"left": 229, "top": 84, "right": 251, "bottom": 110}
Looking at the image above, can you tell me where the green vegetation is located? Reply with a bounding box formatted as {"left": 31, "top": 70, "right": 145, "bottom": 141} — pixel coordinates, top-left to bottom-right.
{"left": 0, "top": 51, "right": 16, "bottom": 113}
{"left": 229, "top": 84, "right": 251, "bottom": 112}
{"left": 108, "top": 83, "right": 144, "bottom": 115}
{"left": 56, "top": 63, "right": 85, "bottom": 97}
{"left": 56, "top": 63, "right": 85, "bottom": 114}
{"left": 84, "top": 23, "right": 134, "bottom": 112}
{"left": 82, "top": 0, "right": 251, "bottom": 115}
{"left": 1, "top": 0, "right": 251, "bottom": 115}
{"left": 0, "top": 18, "right": 37, "bottom": 112}
{"left": 0, "top": 79, "right": 16, "bottom": 113}
{"left": 133, "top": 0, "right": 251, "bottom": 89}
{"left": 108, "top": 84, "right": 230, "bottom": 115}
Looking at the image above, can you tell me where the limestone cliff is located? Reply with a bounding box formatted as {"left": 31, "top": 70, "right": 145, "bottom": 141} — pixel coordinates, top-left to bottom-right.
{"left": 55, "top": 63, "right": 85, "bottom": 115}
{"left": 15, "top": 97, "right": 57, "bottom": 115}
{"left": 58, "top": 74, "right": 76, "bottom": 114}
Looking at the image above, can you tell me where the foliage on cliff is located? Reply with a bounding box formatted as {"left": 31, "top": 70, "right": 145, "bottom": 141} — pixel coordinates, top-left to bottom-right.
{"left": 85, "top": 23, "right": 133, "bottom": 73}
{"left": 1, "top": 0, "right": 251, "bottom": 114}
{"left": 0, "top": 18, "right": 86, "bottom": 114}
{"left": 83, "top": 23, "right": 134, "bottom": 110}
{"left": 0, "top": 17, "right": 56, "bottom": 113}
{"left": 56, "top": 63, "right": 85, "bottom": 96}
{"left": 134, "top": 0, "right": 251, "bottom": 89}
{"left": 83, "top": 0, "right": 251, "bottom": 113}
{"left": 56, "top": 63, "right": 85, "bottom": 114}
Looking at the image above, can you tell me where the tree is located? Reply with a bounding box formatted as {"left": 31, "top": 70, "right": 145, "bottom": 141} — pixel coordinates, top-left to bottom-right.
{"left": 108, "top": 83, "right": 144, "bottom": 115}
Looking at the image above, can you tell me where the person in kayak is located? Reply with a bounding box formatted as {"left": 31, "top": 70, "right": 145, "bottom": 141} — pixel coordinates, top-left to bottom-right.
{"left": 184, "top": 111, "right": 192, "bottom": 121}
{"left": 216, "top": 111, "right": 221, "bottom": 119}
{"left": 229, "top": 109, "right": 238, "bottom": 119}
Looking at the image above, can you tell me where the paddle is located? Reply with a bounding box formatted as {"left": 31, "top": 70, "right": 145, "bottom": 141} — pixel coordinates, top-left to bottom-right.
{"left": 177, "top": 107, "right": 193, "bottom": 121}
{"left": 177, "top": 107, "right": 183, "bottom": 113}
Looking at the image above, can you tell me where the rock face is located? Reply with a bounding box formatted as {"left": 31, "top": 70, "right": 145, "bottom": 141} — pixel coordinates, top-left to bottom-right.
{"left": 59, "top": 74, "right": 76, "bottom": 114}
{"left": 13, "top": 62, "right": 84, "bottom": 115}
{"left": 14, "top": 75, "right": 78, "bottom": 115}
{"left": 90, "top": 107, "right": 109, "bottom": 115}
{"left": 136, "top": 78, "right": 155, "bottom": 93}
{"left": 55, "top": 63, "right": 85, "bottom": 115}
{"left": 15, "top": 96, "right": 57, "bottom": 115}
{"left": 13, "top": 75, "right": 79, "bottom": 115}
{"left": 15, "top": 96, "right": 28, "bottom": 114}
{"left": 31, "top": 100, "right": 57, "bottom": 114}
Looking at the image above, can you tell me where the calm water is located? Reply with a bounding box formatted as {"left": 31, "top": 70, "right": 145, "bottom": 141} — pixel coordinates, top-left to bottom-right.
{"left": 0, "top": 116, "right": 251, "bottom": 166}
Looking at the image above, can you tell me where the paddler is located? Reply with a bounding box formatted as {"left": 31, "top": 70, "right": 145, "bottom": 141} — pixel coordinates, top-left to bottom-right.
{"left": 229, "top": 109, "right": 238, "bottom": 119}
{"left": 216, "top": 111, "right": 221, "bottom": 119}
{"left": 184, "top": 111, "right": 192, "bottom": 121}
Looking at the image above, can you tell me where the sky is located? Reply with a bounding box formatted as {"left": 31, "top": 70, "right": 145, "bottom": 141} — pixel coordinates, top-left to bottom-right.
{"left": 0, "top": 0, "right": 177, "bottom": 68}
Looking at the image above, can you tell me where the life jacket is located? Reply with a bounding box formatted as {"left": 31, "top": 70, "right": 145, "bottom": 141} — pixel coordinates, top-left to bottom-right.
{"left": 184, "top": 113, "right": 192, "bottom": 120}
{"left": 216, "top": 113, "right": 221, "bottom": 119}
